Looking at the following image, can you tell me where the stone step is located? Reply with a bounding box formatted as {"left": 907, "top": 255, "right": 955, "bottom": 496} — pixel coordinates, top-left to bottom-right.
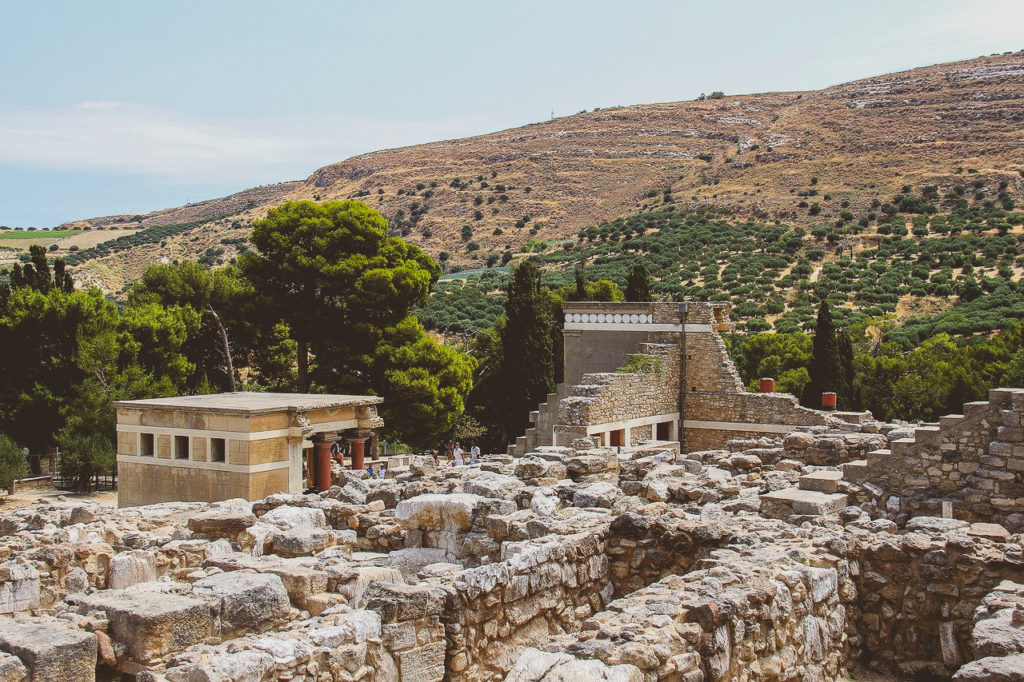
{"left": 963, "top": 401, "right": 991, "bottom": 418}
{"left": 939, "top": 414, "right": 965, "bottom": 430}
{"left": 841, "top": 459, "right": 869, "bottom": 482}
{"left": 760, "top": 488, "right": 849, "bottom": 520}
{"left": 798, "top": 470, "right": 843, "bottom": 493}
{"left": 528, "top": 411, "right": 539, "bottom": 424}
{"left": 914, "top": 425, "right": 942, "bottom": 448}
{"left": 866, "top": 448, "right": 891, "bottom": 469}
{"left": 889, "top": 438, "right": 918, "bottom": 457}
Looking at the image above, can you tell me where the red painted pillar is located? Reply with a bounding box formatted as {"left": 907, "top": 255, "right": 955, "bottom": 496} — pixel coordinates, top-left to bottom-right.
{"left": 313, "top": 434, "right": 336, "bottom": 492}
{"left": 348, "top": 436, "right": 368, "bottom": 470}
{"left": 822, "top": 392, "right": 837, "bottom": 411}
{"left": 759, "top": 378, "right": 776, "bottom": 393}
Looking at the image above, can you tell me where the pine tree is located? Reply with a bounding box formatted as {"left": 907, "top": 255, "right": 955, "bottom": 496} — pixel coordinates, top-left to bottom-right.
{"left": 625, "top": 262, "right": 652, "bottom": 302}
{"left": 801, "top": 299, "right": 841, "bottom": 408}
{"left": 500, "top": 261, "right": 554, "bottom": 445}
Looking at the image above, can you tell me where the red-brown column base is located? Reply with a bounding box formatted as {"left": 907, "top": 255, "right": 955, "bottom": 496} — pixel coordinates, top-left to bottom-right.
{"left": 314, "top": 438, "right": 334, "bottom": 492}
{"left": 349, "top": 437, "right": 368, "bottom": 470}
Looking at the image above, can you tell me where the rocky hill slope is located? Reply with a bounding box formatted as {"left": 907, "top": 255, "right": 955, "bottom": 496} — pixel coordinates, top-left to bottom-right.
{"left": 61, "top": 51, "right": 1024, "bottom": 291}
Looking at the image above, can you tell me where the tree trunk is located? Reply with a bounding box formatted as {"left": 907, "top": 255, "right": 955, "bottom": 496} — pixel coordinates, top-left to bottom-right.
{"left": 297, "top": 337, "right": 309, "bottom": 392}
{"left": 206, "top": 304, "right": 236, "bottom": 392}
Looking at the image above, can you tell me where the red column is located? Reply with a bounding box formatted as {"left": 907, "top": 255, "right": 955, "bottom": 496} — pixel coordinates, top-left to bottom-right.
{"left": 348, "top": 436, "right": 368, "bottom": 470}
{"left": 313, "top": 434, "right": 336, "bottom": 492}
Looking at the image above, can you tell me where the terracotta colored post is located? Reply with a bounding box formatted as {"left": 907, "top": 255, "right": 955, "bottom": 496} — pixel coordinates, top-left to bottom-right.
{"left": 348, "top": 436, "right": 368, "bottom": 470}
{"left": 759, "top": 378, "right": 776, "bottom": 393}
{"left": 821, "top": 392, "right": 837, "bottom": 410}
{"left": 313, "top": 435, "right": 335, "bottom": 492}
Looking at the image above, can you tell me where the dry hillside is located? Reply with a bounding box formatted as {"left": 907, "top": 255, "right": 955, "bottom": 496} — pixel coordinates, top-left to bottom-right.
{"left": 61, "top": 51, "right": 1024, "bottom": 290}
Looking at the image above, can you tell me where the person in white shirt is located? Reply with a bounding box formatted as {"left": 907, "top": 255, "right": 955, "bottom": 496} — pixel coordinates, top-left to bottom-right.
{"left": 453, "top": 443, "right": 464, "bottom": 466}
{"left": 470, "top": 441, "right": 480, "bottom": 464}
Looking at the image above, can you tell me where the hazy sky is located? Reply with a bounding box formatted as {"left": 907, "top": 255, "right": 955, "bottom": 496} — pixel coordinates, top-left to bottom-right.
{"left": 1, "top": 0, "right": 1021, "bottom": 227}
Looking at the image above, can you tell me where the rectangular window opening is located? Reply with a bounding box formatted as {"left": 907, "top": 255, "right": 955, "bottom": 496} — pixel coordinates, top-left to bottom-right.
{"left": 140, "top": 433, "right": 154, "bottom": 457}
{"left": 210, "top": 437, "right": 226, "bottom": 463}
{"left": 174, "top": 435, "right": 190, "bottom": 460}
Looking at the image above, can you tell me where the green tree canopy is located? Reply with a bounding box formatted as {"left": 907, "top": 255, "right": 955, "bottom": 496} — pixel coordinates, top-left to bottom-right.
{"left": 240, "top": 201, "right": 440, "bottom": 390}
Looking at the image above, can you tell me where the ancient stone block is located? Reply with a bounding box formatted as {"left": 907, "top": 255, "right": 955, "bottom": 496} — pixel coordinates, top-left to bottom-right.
{"left": 0, "top": 619, "right": 96, "bottom": 682}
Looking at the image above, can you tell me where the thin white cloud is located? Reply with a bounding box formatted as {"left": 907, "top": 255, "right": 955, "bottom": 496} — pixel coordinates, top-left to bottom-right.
{"left": 0, "top": 102, "right": 496, "bottom": 183}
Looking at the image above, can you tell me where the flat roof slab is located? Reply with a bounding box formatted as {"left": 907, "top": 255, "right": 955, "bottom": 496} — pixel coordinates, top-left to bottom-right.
{"left": 114, "top": 391, "right": 382, "bottom": 415}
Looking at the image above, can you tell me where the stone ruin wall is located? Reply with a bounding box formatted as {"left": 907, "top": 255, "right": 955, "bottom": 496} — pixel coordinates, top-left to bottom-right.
{"left": 0, "top": 388, "right": 1023, "bottom": 681}
{"left": 873, "top": 388, "right": 1024, "bottom": 531}
{"left": 555, "top": 343, "right": 680, "bottom": 446}
{"left": 681, "top": 325, "right": 837, "bottom": 452}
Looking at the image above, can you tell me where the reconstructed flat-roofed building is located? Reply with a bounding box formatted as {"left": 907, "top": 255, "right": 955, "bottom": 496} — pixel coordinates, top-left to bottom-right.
{"left": 115, "top": 392, "right": 383, "bottom": 507}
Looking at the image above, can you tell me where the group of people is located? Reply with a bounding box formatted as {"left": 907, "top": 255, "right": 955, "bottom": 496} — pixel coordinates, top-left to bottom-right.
{"left": 365, "top": 463, "right": 388, "bottom": 478}
{"left": 424, "top": 439, "right": 481, "bottom": 467}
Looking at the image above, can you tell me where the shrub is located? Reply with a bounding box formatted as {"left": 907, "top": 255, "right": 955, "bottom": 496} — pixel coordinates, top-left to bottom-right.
{"left": 0, "top": 435, "right": 27, "bottom": 491}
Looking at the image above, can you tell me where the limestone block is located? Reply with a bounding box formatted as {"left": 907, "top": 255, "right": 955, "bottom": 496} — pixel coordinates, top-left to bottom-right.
{"left": 186, "top": 510, "right": 256, "bottom": 539}
{"left": 410, "top": 456, "right": 437, "bottom": 477}
{"left": 953, "top": 655, "right": 1024, "bottom": 681}
{"left": 107, "top": 550, "right": 156, "bottom": 589}
{"left": 506, "top": 647, "right": 644, "bottom": 681}
{"left": 361, "top": 581, "right": 444, "bottom": 623}
{"left": 464, "top": 472, "right": 524, "bottom": 499}
{"left": 192, "top": 572, "right": 289, "bottom": 635}
{"left": 573, "top": 482, "right": 624, "bottom": 509}
{"left": 68, "top": 584, "right": 212, "bottom": 663}
{"left": 0, "top": 563, "right": 39, "bottom": 614}
{"left": 394, "top": 494, "right": 484, "bottom": 532}
{"left": 397, "top": 640, "right": 445, "bottom": 682}
{"left": 164, "top": 651, "right": 276, "bottom": 682}
{"left": 271, "top": 528, "right": 331, "bottom": 557}
{"left": 259, "top": 505, "right": 327, "bottom": 531}
{"left": 0, "top": 653, "right": 27, "bottom": 682}
{"left": 0, "top": 618, "right": 96, "bottom": 682}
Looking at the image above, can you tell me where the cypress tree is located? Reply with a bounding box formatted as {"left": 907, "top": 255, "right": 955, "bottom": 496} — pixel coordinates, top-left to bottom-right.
{"left": 837, "top": 329, "right": 856, "bottom": 410}
{"left": 500, "top": 261, "right": 554, "bottom": 445}
{"left": 625, "top": 262, "right": 652, "bottom": 302}
{"left": 801, "top": 299, "right": 841, "bottom": 408}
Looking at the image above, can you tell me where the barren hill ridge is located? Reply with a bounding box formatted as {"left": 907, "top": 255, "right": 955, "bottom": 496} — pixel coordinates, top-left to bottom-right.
{"left": 62, "top": 50, "right": 1024, "bottom": 291}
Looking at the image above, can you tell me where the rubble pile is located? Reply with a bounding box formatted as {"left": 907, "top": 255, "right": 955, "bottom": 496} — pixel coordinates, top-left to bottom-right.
{"left": 0, "top": 395, "right": 1022, "bottom": 681}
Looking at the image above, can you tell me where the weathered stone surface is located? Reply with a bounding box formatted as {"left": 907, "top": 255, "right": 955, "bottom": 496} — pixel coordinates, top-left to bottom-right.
{"left": 394, "top": 493, "right": 484, "bottom": 532}
{"left": 953, "top": 655, "right": 1024, "bottom": 681}
{"left": 259, "top": 505, "right": 327, "bottom": 530}
{"left": 0, "top": 653, "right": 27, "bottom": 682}
{"left": 69, "top": 584, "right": 212, "bottom": 662}
{"left": 0, "top": 618, "right": 96, "bottom": 682}
{"left": 192, "top": 572, "right": 290, "bottom": 635}
{"left": 0, "top": 563, "right": 39, "bottom": 614}
{"left": 464, "top": 472, "right": 524, "bottom": 499}
{"left": 186, "top": 509, "right": 256, "bottom": 538}
{"left": 271, "top": 528, "right": 330, "bottom": 556}
{"left": 573, "top": 482, "right": 624, "bottom": 508}
{"left": 107, "top": 549, "right": 156, "bottom": 589}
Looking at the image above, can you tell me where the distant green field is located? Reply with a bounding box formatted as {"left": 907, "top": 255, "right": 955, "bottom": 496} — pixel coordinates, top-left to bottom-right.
{"left": 0, "top": 230, "right": 79, "bottom": 240}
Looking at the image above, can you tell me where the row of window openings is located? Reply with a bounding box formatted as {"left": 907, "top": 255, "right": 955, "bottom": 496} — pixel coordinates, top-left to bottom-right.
{"left": 138, "top": 434, "right": 226, "bottom": 463}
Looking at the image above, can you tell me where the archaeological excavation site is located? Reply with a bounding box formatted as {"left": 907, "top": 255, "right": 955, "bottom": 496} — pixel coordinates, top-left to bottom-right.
{"left": 0, "top": 302, "right": 1022, "bottom": 682}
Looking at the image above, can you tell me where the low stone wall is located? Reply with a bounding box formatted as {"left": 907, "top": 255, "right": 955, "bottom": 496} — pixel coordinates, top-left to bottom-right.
{"left": 684, "top": 390, "right": 836, "bottom": 452}
{"left": 847, "top": 516, "right": 1024, "bottom": 678}
{"left": 443, "top": 531, "right": 611, "bottom": 680}
{"left": 513, "top": 516, "right": 856, "bottom": 682}
{"left": 604, "top": 511, "right": 736, "bottom": 598}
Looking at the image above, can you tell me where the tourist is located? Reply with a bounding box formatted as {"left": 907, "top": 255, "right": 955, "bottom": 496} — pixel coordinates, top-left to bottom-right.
{"left": 470, "top": 440, "right": 480, "bottom": 464}
{"left": 453, "top": 442, "right": 464, "bottom": 466}
{"left": 377, "top": 464, "right": 387, "bottom": 479}
{"left": 365, "top": 464, "right": 375, "bottom": 478}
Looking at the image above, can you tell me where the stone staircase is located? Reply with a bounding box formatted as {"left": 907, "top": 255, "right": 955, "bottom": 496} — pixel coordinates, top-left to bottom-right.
{"left": 508, "top": 383, "right": 568, "bottom": 456}
{"left": 760, "top": 470, "right": 849, "bottom": 520}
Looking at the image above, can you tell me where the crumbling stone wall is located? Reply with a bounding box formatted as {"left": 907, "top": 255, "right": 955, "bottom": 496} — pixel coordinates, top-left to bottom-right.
{"left": 847, "top": 516, "right": 1024, "bottom": 678}
{"left": 443, "top": 531, "right": 611, "bottom": 679}
{"left": 515, "top": 515, "right": 857, "bottom": 682}
{"left": 876, "top": 388, "right": 1024, "bottom": 531}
